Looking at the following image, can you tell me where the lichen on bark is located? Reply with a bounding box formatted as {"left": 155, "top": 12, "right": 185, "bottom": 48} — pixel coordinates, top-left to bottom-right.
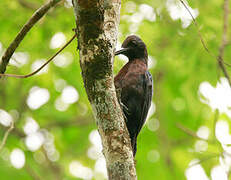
{"left": 72, "top": 0, "right": 137, "bottom": 179}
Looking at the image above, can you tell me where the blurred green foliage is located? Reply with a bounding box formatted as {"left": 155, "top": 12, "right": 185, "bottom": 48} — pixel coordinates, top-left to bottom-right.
{"left": 0, "top": 0, "right": 231, "bottom": 179}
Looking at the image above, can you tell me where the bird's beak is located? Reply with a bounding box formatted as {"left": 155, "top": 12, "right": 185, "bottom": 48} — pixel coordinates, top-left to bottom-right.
{"left": 115, "top": 48, "right": 130, "bottom": 56}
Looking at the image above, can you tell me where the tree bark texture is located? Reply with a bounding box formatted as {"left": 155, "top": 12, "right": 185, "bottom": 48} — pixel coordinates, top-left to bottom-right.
{"left": 72, "top": 0, "right": 137, "bottom": 179}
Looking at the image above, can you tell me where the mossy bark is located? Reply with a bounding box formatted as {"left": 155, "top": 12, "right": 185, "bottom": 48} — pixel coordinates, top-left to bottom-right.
{"left": 72, "top": 0, "right": 137, "bottom": 179}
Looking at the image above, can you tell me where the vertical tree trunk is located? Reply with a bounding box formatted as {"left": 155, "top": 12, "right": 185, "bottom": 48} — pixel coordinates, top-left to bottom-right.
{"left": 72, "top": 0, "right": 137, "bottom": 179}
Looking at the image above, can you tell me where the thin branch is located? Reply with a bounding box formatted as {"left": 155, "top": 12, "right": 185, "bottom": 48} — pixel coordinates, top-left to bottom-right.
{"left": 188, "top": 154, "right": 219, "bottom": 168}
{"left": 179, "top": 0, "right": 231, "bottom": 86}
{"left": 0, "top": 125, "right": 61, "bottom": 180}
{"left": 24, "top": 164, "right": 41, "bottom": 180}
{"left": 41, "top": 148, "right": 62, "bottom": 180}
{"left": 224, "top": 61, "right": 231, "bottom": 67}
{"left": 0, "top": 0, "right": 62, "bottom": 74}
{"left": 219, "top": 0, "right": 229, "bottom": 57}
{"left": 0, "top": 121, "right": 14, "bottom": 151}
{"left": 217, "top": 0, "right": 231, "bottom": 86}
{"left": 176, "top": 122, "right": 208, "bottom": 142}
{"left": 0, "top": 34, "right": 76, "bottom": 79}
{"left": 179, "top": 0, "right": 213, "bottom": 55}
{"left": 18, "top": 0, "right": 40, "bottom": 10}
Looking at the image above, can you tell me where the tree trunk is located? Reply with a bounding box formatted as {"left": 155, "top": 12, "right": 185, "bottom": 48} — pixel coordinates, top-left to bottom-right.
{"left": 72, "top": 0, "right": 137, "bottom": 179}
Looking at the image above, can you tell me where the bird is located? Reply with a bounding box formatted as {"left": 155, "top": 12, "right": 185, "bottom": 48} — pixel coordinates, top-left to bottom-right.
{"left": 114, "top": 35, "right": 153, "bottom": 156}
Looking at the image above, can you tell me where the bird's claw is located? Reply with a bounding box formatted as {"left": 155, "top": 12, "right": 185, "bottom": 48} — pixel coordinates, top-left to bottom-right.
{"left": 120, "top": 102, "right": 129, "bottom": 112}
{"left": 118, "top": 101, "right": 129, "bottom": 121}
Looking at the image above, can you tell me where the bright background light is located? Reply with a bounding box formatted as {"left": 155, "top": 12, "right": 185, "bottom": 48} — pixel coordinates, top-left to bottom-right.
{"left": 10, "top": 149, "right": 25, "bottom": 169}
{"left": 0, "top": 109, "right": 13, "bottom": 127}
{"left": 69, "top": 161, "right": 93, "bottom": 179}
{"left": 27, "top": 86, "right": 50, "bottom": 110}
{"left": 50, "top": 32, "right": 66, "bottom": 49}
{"left": 31, "top": 59, "right": 49, "bottom": 75}
{"left": 61, "top": 85, "right": 79, "bottom": 104}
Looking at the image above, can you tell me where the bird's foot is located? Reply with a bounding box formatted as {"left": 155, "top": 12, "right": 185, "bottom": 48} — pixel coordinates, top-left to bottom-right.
{"left": 119, "top": 101, "right": 129, "bottom": 121}
{"left": 121, "top": 110, "right": 127, "bottom": 121}
{"left": 120, "top": 102, "right": 129, "bottom": 114}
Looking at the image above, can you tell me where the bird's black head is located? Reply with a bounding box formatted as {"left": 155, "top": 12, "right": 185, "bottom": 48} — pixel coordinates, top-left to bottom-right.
{"left": 115, "top": 35, "right": 148, "bottom": 62}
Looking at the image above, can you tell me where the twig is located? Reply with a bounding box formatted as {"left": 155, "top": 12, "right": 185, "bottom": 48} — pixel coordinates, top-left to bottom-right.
{"left": 24, "top": 164, "right": 41, "bottom": 180}
{"left": 0, "top": 0, "right": 62, "bottom": 74}
{"left": 179, "top": 0, "right": 231, "bottom": 86}
{"left": 179, "top": 0, "right": 212, "bottom": 55}
{"left": 219, "top": 0, "right": 229, "bottom": 57}
{"left": 224, "top": 62, "right": 231, "bottom": 67}
{"left": 188, "top": 153, "right": 219, "bottom": 168}
{"left": 176, "top": 122, "right": 208, "bottom": 141}
{"left": 0, "top": 121, "right": 14, "bottom": 151}
{"left": 18, "top": 0, "right": 40, "bottom": 10}
{"left": 217, "top": 0, "right": 231, "bottom": 86}
{"left": 0, "top": 34, "right": 76, "bottom": 78}
{"left": 0, "top": 126, "right": 61, "bottom": 179}
{"left": 41, "top": 148, "right": 62, "bottom": 180}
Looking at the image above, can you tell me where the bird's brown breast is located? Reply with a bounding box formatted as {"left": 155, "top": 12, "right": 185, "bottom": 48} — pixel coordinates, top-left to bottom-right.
{"left": 114, "top": 59, "right": 147, "bottom": 88}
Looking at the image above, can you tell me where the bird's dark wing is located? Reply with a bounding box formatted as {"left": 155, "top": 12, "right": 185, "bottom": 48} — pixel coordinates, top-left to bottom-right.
{"left": 138, "top": 71, "right": 153, "bottom": 133}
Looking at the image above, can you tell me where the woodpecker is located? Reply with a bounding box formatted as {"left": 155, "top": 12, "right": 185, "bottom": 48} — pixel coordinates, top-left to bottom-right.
{"left": 114, "top": 35, "right": 153, "bottom": 156}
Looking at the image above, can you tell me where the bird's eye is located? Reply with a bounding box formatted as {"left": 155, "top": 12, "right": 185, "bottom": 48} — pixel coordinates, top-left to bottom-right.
{"left": 131, "top": 40, "right": 137, "bottom": 47}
